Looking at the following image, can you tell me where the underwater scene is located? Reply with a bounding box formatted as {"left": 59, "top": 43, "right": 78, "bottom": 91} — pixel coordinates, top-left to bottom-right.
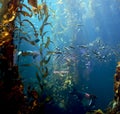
{"left": 0, "top": 0, "right": 120, "bottom": 114}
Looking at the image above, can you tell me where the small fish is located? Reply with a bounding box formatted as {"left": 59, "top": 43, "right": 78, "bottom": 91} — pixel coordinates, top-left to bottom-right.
{"left": 99, "top": 46, "right": 105, "bottom": 50}
{"left": 47, "top": 51, "right": 62, "bottom": 55}
{"left": 76, "top": 24, "right": 83, "bottom": 27}
{"left": 64, "top": 47, "right": 70, "bottom": 51}
{"left": 69, "top": 46, "right": 75, "bottom": 49}
{"left": 92, "top": 50, "right": 100, "bottom": 56}
{"left": 18, "top": 50, "right": 39, "bottom": 59}
{"left": 78, "top": 45, "right": 88, "bottom": 48}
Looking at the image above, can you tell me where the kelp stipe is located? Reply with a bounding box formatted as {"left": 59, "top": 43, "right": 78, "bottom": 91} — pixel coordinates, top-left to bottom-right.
{"left": 0, "top": 0, "right": 27, "bottom": 113}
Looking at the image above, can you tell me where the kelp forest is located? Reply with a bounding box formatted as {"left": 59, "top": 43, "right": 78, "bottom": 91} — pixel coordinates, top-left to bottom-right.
{"left": 0, "top": 0, "right": 53, "bottom": 113}
{"left": 0, "top": 0, "right": 120, "bottom": 114}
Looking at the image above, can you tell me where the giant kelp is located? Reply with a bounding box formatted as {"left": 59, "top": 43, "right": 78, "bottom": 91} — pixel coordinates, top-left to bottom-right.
{"left": 0, "top": 0, "right": 53, "bottom": 113}
{"left": 15, "top": 0, "right": 53, "bottom": 86}
{"left": 13, "top": 0, "right": 53, "bottom": 113}
{"left": 0, "top": 0, "right": 26, "bottom": 113}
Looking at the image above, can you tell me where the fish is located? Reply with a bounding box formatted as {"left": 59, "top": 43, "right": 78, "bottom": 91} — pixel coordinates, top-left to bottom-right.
{"left": 64, "top": 47, "right": 70, "bottom": 51}
{"left": 47, "top": 51, "right": 63, "bottom": 55}
{"left": 78, "top": 45, "right": 88, "bottom": 48}
{"left": 69, "top": 46, "right": 75, "bottom": 49}
{"left": 18, "top": 50, "right": 39, "bottom": 59}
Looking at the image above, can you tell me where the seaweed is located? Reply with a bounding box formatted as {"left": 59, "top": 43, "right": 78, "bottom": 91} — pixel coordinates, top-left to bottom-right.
{"left": 13, "top": 0, "right": 53, "bottom": 113}
{"left": 0, "top": 0, "right": 54, "bottom": 113}
{"left": 1, "top": 0, "right": 120, "bottom": 114}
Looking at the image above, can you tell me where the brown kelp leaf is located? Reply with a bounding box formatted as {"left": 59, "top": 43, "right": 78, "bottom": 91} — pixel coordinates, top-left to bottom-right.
{"left": 43, "top": 14, "right": 50, "bottom": 24}
{"left": 42, "top": 31, "right": 49, "bottom": 38}
{"left": 45, "top": 55, "right": 51, "bottom": 63}
{"left": 20, "top": 37, "right": 37, "bottom": 46}
{"left": 36, "top": 72, "right": 44, "bottom": 91}
{"left": 45, "top": 37, "right": 50, "bottom": 48}
{"left": 39, "top": 44, "right": 43, "bottom": 55}
{"left": 40, "top": 23, "right": 44, "bottom": 36}
{"left": 47, "top": 51, "right": 55, "bottom": 55}
{"left": 22, "top": 19, "right": 37, "bottom": 36}
{"left": 40, "top": 15, "right": 50, "bottom": 36}
{"left": 36, "top": 71, "right": 41, "bottom": 83}
{"left": 17, "top": 10, "right": 32, "bottom": 17}
{"left": 40, "top": 55, "right": 51, "bottom": 66}
{"left": 28, "top": 0, "right": 37, "bottom": 8}
{"left": 18, "top": 3, "right": 33, "bottom": 16}
{"left": 40, "top": 59, "right": 44, "bottom": 66}
{"left": 40, "top": 22, "right": 51, "bottom": 36}
{"left": 44, "top": 22, "right": 52, "bottom": 27}
{"left": 41, "top": 67, "right": 48, "bottom": 78}
{"left": 42, "top": 3, "right": 48, "bottom": 16}
{"left": 14, "top": 28, "right": 28, "bottom": 36}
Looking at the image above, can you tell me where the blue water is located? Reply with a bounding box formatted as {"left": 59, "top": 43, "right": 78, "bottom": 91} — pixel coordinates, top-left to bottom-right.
{"left": 14, "top": 0, "right": 120, "bottom": 113}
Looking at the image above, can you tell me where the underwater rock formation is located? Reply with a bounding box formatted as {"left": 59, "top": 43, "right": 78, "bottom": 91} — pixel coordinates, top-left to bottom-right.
{"left": 86, "top": 62, "right": 120, "bottom": 114}
{"left": 105, "top": 62, "right": 120, "bottom": 114}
